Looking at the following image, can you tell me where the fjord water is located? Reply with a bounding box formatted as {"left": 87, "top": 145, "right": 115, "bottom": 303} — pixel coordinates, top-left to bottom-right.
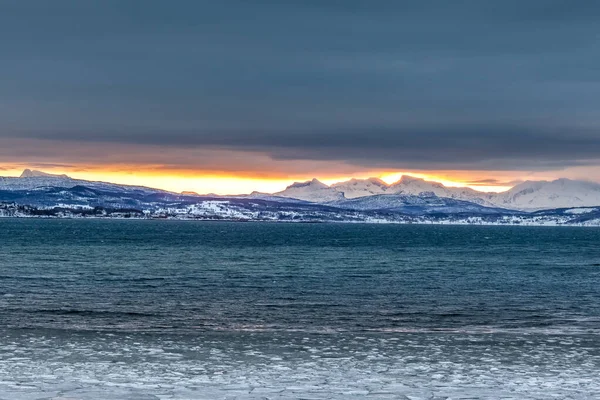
{"left": 1, "top": 220, "right": 599, "bottom": 399}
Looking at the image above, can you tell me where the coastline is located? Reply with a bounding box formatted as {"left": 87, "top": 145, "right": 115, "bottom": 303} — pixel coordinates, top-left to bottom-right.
{"left": 2, "top": 213, "right": 599, "bottom": 227}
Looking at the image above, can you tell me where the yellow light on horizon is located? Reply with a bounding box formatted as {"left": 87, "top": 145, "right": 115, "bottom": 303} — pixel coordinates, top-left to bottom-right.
{"left": 2, "top": 165, "right": 514, "bottom": 194}
{"left": 72, "top": 171, "right": 295, "bottom": 195}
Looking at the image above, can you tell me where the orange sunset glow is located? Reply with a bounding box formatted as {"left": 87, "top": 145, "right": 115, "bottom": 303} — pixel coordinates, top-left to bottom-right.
{"left": 2, "top": 164, "right": 525, "bottom": 194}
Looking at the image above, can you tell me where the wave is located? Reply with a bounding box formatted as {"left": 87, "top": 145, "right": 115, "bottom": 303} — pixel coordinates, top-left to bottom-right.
{"left": 28, "top": 309, "right": 158, "bottom": 318}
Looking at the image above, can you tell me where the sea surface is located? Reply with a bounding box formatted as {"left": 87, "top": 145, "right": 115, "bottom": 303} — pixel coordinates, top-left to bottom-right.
{"left": 1, "top": 219, "right": 600, "bottom": 399}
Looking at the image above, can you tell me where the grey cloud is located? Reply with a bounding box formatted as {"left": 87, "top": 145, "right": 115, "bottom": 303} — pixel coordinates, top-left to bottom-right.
{"left": 467, "top": 179, "right": 505, "bottom": 185}
{"left": 23, "top": 163, "right": 79, "bottom": 170}
{"left": 7, "top": 123, "right": 600, "bottom": 171}
{"left": 1, "top": 1, "right": 600, "bottom": 172}
{"left": 466, "top": 178, "right": 525, "bottom": 186}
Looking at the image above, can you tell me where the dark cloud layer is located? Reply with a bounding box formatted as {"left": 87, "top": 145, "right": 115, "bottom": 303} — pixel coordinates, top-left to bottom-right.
{"left": 1, "top": 0, "right": 600, "bottom": 171}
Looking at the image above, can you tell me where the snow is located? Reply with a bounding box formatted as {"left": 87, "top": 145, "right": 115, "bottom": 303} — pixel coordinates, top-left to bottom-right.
{"left": 564, "top": 208, "right": 597, "bottom": 214}
{"left": 331, "top": 178, "right": 387, "bottom": 199}
{"left": 275, "top": 175, "right": 498, "bottom": 205}
{"left": 3, "top": 200, "right": 600, "bottom": 226}
{"left": 273, "top": 175, "right": 499, "bottom": 207}
{"left": 272, "top": 175, "right": 600, "bottom": 211}
{"left": 154, "top": 201, "right": 258, "bottom": 220}
{"left": 388, "top": 176, "right": 497, "bottom": 206}
{"left": 275, "top": 179, "right": 345, "bottom": 202}
{"left": 19, "top": 169, "right": 69, "bottom": 178}
{"left": 491, "top": 179, "right": 600, "bottom": 210}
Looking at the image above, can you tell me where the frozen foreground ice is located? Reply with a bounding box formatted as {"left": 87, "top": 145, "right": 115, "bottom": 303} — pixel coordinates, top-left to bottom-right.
{"left": 1, "top": 330, "right": 599, "bottom": 400}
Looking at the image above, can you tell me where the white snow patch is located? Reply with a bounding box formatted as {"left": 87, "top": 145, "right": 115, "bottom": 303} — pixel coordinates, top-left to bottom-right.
{"left": 564, "top": 208, "right": 597, "bottom": 214}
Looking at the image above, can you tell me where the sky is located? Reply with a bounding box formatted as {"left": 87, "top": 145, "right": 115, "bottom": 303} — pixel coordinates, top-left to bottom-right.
{"left": 1, "top": 0, "right": 600, "bottom": 194}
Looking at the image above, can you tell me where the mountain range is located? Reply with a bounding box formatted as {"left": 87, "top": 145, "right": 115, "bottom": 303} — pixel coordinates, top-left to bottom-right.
{"left": 1, "top": 169, "right": 600, "bottom": 225}
{"left": 274, "top": 175, "right": 600, "bottom": 211}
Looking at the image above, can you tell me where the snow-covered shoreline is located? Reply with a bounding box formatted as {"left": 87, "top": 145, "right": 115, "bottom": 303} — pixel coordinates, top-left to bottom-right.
{"left": 2, "top": 212, "right": 599, "bottom": 227}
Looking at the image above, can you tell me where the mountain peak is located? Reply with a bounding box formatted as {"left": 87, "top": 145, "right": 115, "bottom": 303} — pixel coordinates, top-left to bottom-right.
{"left": 498, "top": 177, "right": 600, "bottom": 210}
{"left": 329, "top": 177, "right": 389, "bottom": 199}
{"left": 336, "top": 177, "right": 388, "bottom": 186}
{"left": 398, "top": 175, "right": 426, "bottom": 184}
{"left": 20, "top": 169, "right": 70, "bottom": 179}
{"left": 286, "top": 178, "right": 327, "bottom": 190}
{"left": 365, "top": 177, "right": 388, "bottom": 187}
{"left": 276, "top": 178, "right": 344, "bottom": 202}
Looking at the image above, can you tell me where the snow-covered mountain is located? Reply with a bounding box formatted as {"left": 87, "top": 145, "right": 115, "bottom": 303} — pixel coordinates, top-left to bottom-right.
{"left": 0, "top": 171, "right": 75, "bottom": 191}
{"left": 271, "top": 174, "right": 600, "bottom": 210}
{"left": 491, "top": 178, "right": 600, "bottom": 210}
{"left": 331, "top": 177, "right": 388, "bottom": 199}
{"left": 275, "top": 178, "right": 345, "bottom": 202}
{"left": 20, "top": 169, "right": 69, "bottom": 178}
{"left": 0, "top": 170, "right": 166, "bottom": 195}
{"left": 276, "top": 175, "right": 497, "bottom": 206}
{"left": 388, "top": 175, "right": 496, "bottom": 206}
